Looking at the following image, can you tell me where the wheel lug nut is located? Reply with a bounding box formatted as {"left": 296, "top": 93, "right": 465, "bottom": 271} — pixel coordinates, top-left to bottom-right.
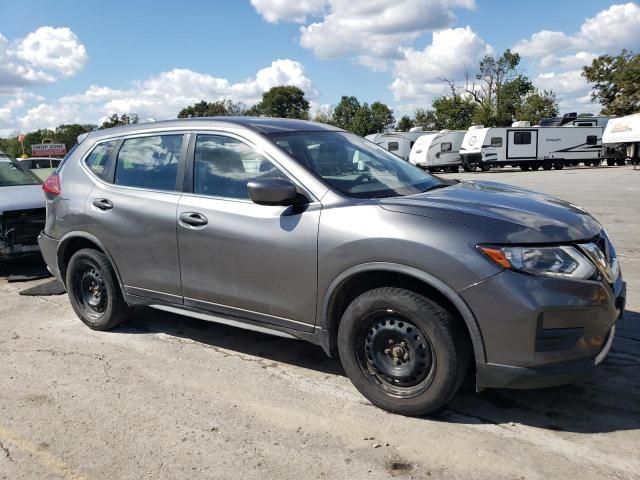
{"left": 403, "top": 353, "right": 409, "bottom": 361}
{"left": 384, "top": 348, "right": 391, "bottom": 355}
{"left": 388, "top": 339, "right": 394, "bottom": 345}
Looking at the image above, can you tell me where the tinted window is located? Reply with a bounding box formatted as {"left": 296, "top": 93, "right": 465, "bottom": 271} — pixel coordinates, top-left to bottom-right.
{"left": 86, "top": 140, "right": 118, "bottom": 178}
{"left": 490, "top": 137, "right": 502, "bottom": 147}
{"left": 387, "top": 142, "right": 399, "bottom": 151}
{"left": 269, "top": 131, "right": 442, "bottom": 199}
{"left": 577, "top": 122, "right": 594, "bottom": 127}
{"left": 587, "top": 135, "right": 598, "bottom": 145}
{"left": 115, "top": 135, "right": 183, "bottom": 191}
{"left": 514, "top": 132, "right": 531, "bottom": 145}
{"left": 194, "top": 135, "right": 286, "bottom": 200}
{"left": 441, "top": 142, "right": 452, "bottom": 152}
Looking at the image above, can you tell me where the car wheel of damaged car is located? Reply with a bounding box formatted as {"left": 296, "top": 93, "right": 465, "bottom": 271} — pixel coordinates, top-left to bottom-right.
{"left": 338, "top": 287, "right": 469, "bottom": 416}
{"left": 66, "top": 248, "right": 132, "bottom": 331}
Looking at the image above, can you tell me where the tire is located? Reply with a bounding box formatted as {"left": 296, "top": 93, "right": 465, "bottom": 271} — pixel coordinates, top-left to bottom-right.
{"left": 616, "top": 159, "right": 626, "bottom": 166}
{"left": 337, "top": 287, "right": 470, "bottom": 416}
{"left": 66, "top": 248, "right": 132, "bottom": 331}
{"left": 606, "top": 159, "right": 616, "bottom": 166}
{"left": 553, "top": 163, "right": 564, "bottom": 170}
{"left": 480, "top": 164, "right": 491, "bottom": 172}
{"left": 520, "top": 165, "right": 530, "bottom": 171}
{"left": 462, "top": 163, "right": 474, "bottom": 172}
{"left": 542, "top": 161, "right": 552, "bottom": 170}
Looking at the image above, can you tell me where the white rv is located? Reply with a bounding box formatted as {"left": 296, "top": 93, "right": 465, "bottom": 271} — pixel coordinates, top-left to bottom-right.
{"left": 408, "top": 130, "right": 465, "bottom": 172}
{"left": 460, "top": 122, "right": 604, "bottom": 171}
{"left": 365, "top": 128, "right": 433, "bottom": 160}
{"left": 603, "top": 113, "right": 640, "bottom": 166}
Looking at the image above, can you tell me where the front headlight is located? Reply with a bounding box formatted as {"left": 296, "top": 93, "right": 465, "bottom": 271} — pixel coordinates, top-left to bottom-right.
{"left": 478, "top": 245, "right": 596, "bottom": 280}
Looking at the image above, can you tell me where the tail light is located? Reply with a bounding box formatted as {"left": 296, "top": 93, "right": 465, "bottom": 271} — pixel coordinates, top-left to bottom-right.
{"left": 42, "top": 174, "right": 61, "bottom": 195}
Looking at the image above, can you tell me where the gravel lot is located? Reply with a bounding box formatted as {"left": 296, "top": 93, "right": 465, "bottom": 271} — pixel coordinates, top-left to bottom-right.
{"left": 1, "top": 165, "right": 639, "bottom": 480}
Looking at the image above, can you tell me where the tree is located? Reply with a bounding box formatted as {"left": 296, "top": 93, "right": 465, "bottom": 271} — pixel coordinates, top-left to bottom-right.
{"left": 178, "top": 99, "right": 246, "bottom": 118}
{"left": 101, "top": 113, "right": 139, "bottom": 129}
{"left": 515, "top": 90, "right": 559, "bottom": 125}
{"left": 350, "top": 103, "right": 375, "bottom": 136}
{"left": 54, "top": 124, "right": 96, "bottom": 151}
{"left": 397, "top": 115, "right": 415, "bottom": 132}
{"left": 464, "top": 49, "right": 534, "bottom": 126}
{"left": 583, "top": 50, "right": 640, "bottom": 115}
{"left": 431, "top": 95, "right": 478, "bottom": 129}
{"left": 253, "top": 85, "right": 310, "bottom": 119}
{"left": 370, "top": 101, "right": 395, "bottom": 133}
{"left": 312, "top": 107, "right": 334, "bottom": 125}
{"left": 332, "top": 96, "right": 361, "bottom": 130}
{"left": 578, "top": 112, "right": 595, "bottom": 117}
{"left": 413, "top": 109, "right": 436, "bottom": 130}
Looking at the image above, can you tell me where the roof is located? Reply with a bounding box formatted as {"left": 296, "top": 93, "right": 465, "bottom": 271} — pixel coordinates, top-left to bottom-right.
{"left": 83, "top": 116, "right": 341, "bottom": 143}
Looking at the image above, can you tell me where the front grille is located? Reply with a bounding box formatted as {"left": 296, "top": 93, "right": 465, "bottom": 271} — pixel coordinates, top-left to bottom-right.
{"left": 0, "top": 208, "right": 46, "bottom": 247}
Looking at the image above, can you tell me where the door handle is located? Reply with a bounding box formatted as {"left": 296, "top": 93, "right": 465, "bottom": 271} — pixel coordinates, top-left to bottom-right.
{"left": 179, "top": 212, "right": 208, "bottom": 227}
{"left": 93, "top": 198, "right": 113, "bottom": 210}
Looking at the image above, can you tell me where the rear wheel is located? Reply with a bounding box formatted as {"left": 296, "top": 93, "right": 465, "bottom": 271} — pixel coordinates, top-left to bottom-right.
{"left": 606, "top": 159, "right": 616, "bottom": 166}
{"left": 520, "top": 165, "right": 530, "bottom": 171}
{"left": 480, "top": 164, "right": 491, "bottom": 172}
{"left": 66, "top": 248, "right": 132, "bottom": 331}
{"left": 338, "top": 287, "right": 470, "bottom": 416}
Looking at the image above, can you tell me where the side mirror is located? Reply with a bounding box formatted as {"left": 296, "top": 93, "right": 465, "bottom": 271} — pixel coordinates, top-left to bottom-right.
{"left": 247, "top": 178, "right": 303, "bottom": 206}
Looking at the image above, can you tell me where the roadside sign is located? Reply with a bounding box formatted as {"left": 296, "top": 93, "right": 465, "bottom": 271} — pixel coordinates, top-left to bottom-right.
{"left": 31, "top": 143, "right": 67, "bottom": 156}
{"left": 18, "top": 134, "right": 25, "bottom": 144}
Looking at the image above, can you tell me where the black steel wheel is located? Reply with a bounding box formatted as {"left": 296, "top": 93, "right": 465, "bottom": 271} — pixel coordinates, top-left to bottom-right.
{"left": 66, "top": 248, "right": 132, "bottom": 330}
{"left": 338, "top": 287, "right": 470, "bottom": 416}
{"left": 356, "top": 312, "right": 436, "bottom": 397}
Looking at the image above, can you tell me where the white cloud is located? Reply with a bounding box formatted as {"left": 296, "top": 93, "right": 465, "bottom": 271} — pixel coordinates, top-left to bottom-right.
{"left": 0, "top": 27, "right": 87, "bottom": 92}
{"left": 13, "top": 27, "right": 87, "bottom": 76}
{"left": 251, "top": 0, "right": 327, "bottom": 23}
{"left": 390, "top": 26, "right": 493, "bottom": 101}
{"left": 2, "top": 59, "right": 317, "bottom": 132}
{"left": 514, "top": 2, "right": 640, "bottom": 58}
{"left": 252, "top": 0, "right": 475, "bottom": 67}
{"left": 512, "top": 3, "right": 640, "bottom": 115}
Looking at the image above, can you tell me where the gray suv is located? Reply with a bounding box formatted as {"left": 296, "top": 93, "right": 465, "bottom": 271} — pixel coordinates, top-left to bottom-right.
{"left": 38, "top": 118, "right": 626, "bottom": 416}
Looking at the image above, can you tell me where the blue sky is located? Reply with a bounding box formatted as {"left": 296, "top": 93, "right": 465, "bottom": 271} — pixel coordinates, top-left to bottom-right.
{"left": 1, "top": 0, "right": 638, "bottom": 134}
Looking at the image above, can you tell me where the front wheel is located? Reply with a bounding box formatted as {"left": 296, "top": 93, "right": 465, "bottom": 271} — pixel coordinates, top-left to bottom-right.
{"left": 338, "top": 287, "right": 470, "bottom": 416}
{"left": 66, "top": 248, "right": 132, "bottom": 330}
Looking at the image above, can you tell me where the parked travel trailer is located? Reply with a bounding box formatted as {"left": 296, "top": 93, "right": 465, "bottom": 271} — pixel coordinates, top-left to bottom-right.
{"left": 603, "top": 113, "right": 640, "bottom": 166}
{"left": 460, "top": 122, "right": 604, "bottom": 171}
{"left": 408, "top": 130, "right": 465, "bottom": 172}
{"left": 365, "top": 128, "right": 433, "bottom": 160}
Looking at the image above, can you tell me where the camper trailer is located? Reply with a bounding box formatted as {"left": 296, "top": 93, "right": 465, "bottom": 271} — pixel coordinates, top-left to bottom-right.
{"left": 603, "top": 113, "right": 640, "bottom": 166}
{"left": 408, "top": 130, "right": 465, "bottom": 172}
{"left": 365, "top": 128, "right": 433, "bottom": 160}
{"left": 460, "top": 122, "right": 604, "bottom": 171}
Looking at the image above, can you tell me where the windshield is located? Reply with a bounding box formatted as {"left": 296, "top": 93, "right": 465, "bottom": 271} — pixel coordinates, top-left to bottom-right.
{"left": 0, "top": 157, "right": 40, "bottom": 187}
{"left": 268, "top": 131, "right": 442, "bottom": 198}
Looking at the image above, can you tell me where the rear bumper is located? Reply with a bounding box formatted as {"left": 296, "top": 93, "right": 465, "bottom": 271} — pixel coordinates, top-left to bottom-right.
{"left": 37, "top": 232, "right": 61, "bottom": 280}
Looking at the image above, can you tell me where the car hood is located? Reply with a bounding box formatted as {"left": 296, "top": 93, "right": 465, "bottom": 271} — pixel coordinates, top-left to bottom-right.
{"left": 0, "top": 185, "right": 45, "bottom": 215}
{"left": 379, "top": 180, "right": 602, "bottom": 243}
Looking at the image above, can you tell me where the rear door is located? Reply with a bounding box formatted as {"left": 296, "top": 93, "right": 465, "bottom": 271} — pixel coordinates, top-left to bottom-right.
{"left": 84, "top": 133, "right": 187, "bottom": 302}
{"left": 176, "top": 132, "right": 320, "bottom": 330}
{"left": 507, "top": 130, "right": 537, "bottom": 159}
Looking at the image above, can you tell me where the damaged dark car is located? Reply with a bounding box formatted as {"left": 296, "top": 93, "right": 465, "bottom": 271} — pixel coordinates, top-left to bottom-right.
{"left": 0, "top": 154, "right": 46, "bottom": 259}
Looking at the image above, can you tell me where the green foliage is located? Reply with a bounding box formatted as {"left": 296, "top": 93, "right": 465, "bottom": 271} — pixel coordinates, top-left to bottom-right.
{"left": 397, "top": 115, "right": 415, "bottom": 132}
{"left": 413, "top": 95, "right": 477, "bottom": 131}
{"left": 516, "top": 90, "right": 559, "bottom": 125}
{"left": 583, "top": 50, "right": 640, "bottom": 115}
{"left": 370, "top": 101, "right": 395, "bottom": 133}
{"left": 253, "top": 85, "right": 310, "bottom": 119}
{"left": 101, "top": 113, "right": 139, "bottom": 129}
{"left": 0, "top": 123, "right": 96, "bottom": 158}
{"left": 311, "top": 107, "right": 334, "bottom": 125}
{"left": 466, "top": 49, "right": 536, "bottom": 126}
{"left": 331, "top": 96, "right": 395, "bottom": 135}
{"left": 178, "top": 99, "right": 246, "bottom": 118}
{"left": 332, "top": 96, "right": 361, "bottom": 130}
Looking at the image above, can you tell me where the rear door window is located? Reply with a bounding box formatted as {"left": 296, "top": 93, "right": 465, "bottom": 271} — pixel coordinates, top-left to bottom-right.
{"left": 387, "top": 142, "right": 399, "bottom": 152}
{"left": 86, "top": 140, "right": 118, "bottom": 179}
{"left": 115, "top": 135, "right": 183, "bottom": 191}
{"left": 490, "top": 137, "right": 503, "bottom": 147}
{"left": 441, "top": 142, "right": 452, "bottom": 152}
{"left": 586, "top": 135, "right": 598, "bottom": 145}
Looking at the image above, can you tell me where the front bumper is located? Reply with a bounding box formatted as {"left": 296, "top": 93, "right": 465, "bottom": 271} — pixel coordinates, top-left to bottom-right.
{"left": 461, "top": 268, "right": 626, "bottom": 390}
{"left": 37, "top": 231, "right": 61, "bottom": 280}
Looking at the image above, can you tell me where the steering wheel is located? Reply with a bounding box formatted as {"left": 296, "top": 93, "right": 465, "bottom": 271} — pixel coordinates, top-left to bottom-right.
{"left": 353, "top": 174, "right": 371, "bottom": 185}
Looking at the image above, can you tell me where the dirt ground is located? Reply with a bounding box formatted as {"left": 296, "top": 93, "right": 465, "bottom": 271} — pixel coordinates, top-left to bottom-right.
{"left": 1, "top": 165, "right": 638, "bottom": 480}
